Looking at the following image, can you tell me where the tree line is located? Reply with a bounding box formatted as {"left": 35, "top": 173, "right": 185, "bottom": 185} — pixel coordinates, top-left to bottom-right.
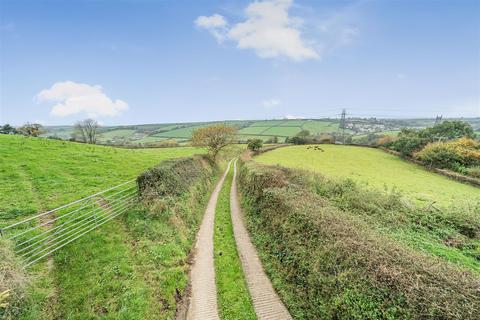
{"left": 0, "top": 119, "right": 100, "bottom": 144}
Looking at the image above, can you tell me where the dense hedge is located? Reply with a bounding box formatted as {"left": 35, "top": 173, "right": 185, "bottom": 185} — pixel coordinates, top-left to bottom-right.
{"left": 413, "top": 138, "right": 480, "bottom": 171}
{"left": 238, "top": 161, "right": 480, "bottom": 319}
{"left": 127, "top": 155, "right": 217, "bottom": 318}
{"left": 137, "top": 156, "right": 212, "bottom": 200}
{"left": 385, "top": 121, "right": 475, "bottom": 156}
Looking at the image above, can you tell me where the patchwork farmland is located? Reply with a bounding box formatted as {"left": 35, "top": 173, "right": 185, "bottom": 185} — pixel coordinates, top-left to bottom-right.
{"left": 43, "top": 118, "right": 480, "bottom": 146}
{"left": 2, "top": 121, "right": 480, "bottom": 320}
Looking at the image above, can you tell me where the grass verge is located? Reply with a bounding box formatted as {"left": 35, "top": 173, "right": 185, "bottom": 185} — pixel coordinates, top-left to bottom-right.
{"left": 255, "top": 144, "right": 480, "bottom": 206}
{"left": 214, "top": 163, "right": 256, "bottom": 320}
{"left": 120, "top": 156, "right": 218, "bottom": 319}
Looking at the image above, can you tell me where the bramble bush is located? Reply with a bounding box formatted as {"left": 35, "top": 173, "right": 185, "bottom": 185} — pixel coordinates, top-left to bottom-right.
{"left": 413, "top": 137, "right": 480, "bottom": 171}
{"left": 385, "top": 121, "right": 474, "bottom": 156}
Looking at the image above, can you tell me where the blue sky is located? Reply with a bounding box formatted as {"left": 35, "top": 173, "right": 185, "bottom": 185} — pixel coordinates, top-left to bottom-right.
{"left": 0, "top": 0, "right": 479, "bottom": 126}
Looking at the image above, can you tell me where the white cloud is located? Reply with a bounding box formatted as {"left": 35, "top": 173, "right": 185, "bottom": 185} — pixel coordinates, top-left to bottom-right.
{"left": 196, "top": 0, "right": 318, "bottom": 61}
{"left": 284, "top": 114, "right": 304, "bottom": 119}
{"left": 263, "top": 98, "right": 282, "bottom": 108}
{"left": 36, "top": 81, "right": 128, "bottom": 118}
{"left": 195, "top": 14, "right": 228, "bottom": 42}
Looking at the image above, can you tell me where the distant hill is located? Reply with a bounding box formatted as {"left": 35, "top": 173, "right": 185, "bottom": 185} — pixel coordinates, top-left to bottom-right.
{"left": 43, "top": 117, "right": 480, "bottom": 146}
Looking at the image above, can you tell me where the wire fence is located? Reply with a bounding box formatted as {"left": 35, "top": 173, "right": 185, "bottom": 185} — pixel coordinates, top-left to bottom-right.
{"left": 0, "top": 180, "right": 138, "bottom": 268}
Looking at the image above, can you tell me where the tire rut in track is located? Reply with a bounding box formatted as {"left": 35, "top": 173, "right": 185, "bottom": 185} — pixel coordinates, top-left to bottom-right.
{"left": 230, "top": 160, "right": 292, "bottom": 320}
{"left": 185, "top": 161, "right": 232, "bottom": 320}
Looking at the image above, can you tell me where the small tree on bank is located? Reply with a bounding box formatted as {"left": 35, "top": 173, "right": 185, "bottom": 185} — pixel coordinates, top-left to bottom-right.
{"left": 247, "top": 139, "right": 263, "bottom": 152}
{"left": 191, "top": 124, "right": 237, "bottom": 161}
{"left": 73, "top": 119, "right": 99, "bottom": 144}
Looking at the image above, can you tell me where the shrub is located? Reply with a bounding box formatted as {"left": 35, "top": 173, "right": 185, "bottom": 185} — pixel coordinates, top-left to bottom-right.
{"left": 316, "top": 133, "right": 334, "bottom": 144}
{"left": 137, "top": 156, "right": 212, "bottom": 202}
{"left": 238, "top": 162, "right": 480, "bottom": 319}
{"left": 247, "top": 139, "right": 263, "bottom": 152}
{"left": 0, "top": 124, "right": 16, "bottom": 135}
{"left": 16, "top": 123, "right": 44, "bottom": 137}
{"left": 386, "top": 121, "right": 474, "bottom": 156}
{"left": 377, "top": 135, "right": 396, "bottom": 146}
{"left": 288, "top": 136, "right": 308, "bottom": 145}
{"left": 123, "top": 155, "right": 218, "bottom": 317}
{"left": 414, "top": 137, "right": 480, "bottom": 170}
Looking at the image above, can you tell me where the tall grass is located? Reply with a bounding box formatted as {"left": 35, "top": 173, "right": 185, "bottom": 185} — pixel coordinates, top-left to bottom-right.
{"left": 0, "top": 238, "right": 28, "bottom": 319}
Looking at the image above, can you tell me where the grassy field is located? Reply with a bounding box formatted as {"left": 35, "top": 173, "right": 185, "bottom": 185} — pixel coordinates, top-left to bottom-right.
{"left": 262, "top": 126, "right": 301, "bottom": 137}
{"left": 237, "top": 126, "right": 270, "bottom": 135}
{"left": 302, "top": 120, "right": 339, "bottom": 134}
{"left": 99, "top": 129, "right": 137, "bottom": 139}
{"left": 0, "top": 135, "right": 201, "bottom": 222}
{"left": 0, "top": 135, "right": 204, "bottom": 319}
{"left": 238, "top": 162, "right": 480, "bottom": 319}
{"left": 214, "top": 164, "right": 256, "bottom": 320}
{"left": 255, "top": 145, "right": 480, "bottom": 206}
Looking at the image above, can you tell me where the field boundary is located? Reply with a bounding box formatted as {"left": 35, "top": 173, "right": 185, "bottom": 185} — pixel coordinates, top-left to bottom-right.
{"left": 378, "top": 147, "right": 480, "bottom": 187}
{"left": 0, "top": 180, "right": 138, "bottom": 267}
{"left": 258, "top": 142, "right": 480, "bottom": 188}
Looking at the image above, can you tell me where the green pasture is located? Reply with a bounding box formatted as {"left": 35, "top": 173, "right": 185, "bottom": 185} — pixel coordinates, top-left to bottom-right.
{"left": 0, "top": 135, "right": 201, "bottom": 221}
{"left": 262, "top": 126, "right": 301, "bottom": 137}
{"left": 238, "top": 126, "right": 270, "bottom": 135}
{"left": 255, "top": 145, "right": 480, "bottom": 206}
{"left": 302, "top": 120, "right": 338, "bottom": 134}
{"left": 98, "top": 129, "right": 137, "bottom": 141}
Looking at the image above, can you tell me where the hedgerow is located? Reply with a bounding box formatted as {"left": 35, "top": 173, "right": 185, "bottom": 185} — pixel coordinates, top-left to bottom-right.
{"left": 137, "top": 155, "right": 212, "bottom": 201}
{"left": 238, "top": 161, "right": 480, "bottom": 319}
{"left": 413, "top": 137, "right": 480, "bottom": 171}
{"left": 124, "top": 156, "right": 217, "bottom": 319}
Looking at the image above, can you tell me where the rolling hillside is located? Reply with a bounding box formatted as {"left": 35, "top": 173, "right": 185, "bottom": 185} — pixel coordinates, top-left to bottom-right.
{"left": 43, "top": 117, "right": 480, "bottom": 146}
{"left": 255, "top": 144, "right": 480, "bottom": 206}
{"left": 0, "top": 135, "right": 201, "bottom": 222}
{"left": 0, "top": 135, "right": 205, "bottom": 319}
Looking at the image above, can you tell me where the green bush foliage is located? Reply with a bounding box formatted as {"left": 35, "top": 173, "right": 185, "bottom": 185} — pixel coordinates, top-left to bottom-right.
{"left": 413, "top": 137, "right": 480, "bottom": 171}
{"left": 385, "top": 121, "right": 475, "bottom": 156}
{"left": 137, "top": 156, "right": 212, "bottom": 201}
{"left": 238, "top": 162, "right": 480, "bottom": 319}
{"left": 121, "top": 156, "right": 217, "bottom": 318}
{"left": 247, "top": 139, "right": 263, "bottom": 152}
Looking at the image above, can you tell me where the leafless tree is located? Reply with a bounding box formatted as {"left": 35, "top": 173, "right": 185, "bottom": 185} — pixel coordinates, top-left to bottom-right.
{"left": 74, "top": 119, "right": 99, "bottom": 144}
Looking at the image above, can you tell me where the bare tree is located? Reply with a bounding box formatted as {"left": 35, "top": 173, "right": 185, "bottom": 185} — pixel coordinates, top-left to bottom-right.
{"left": 74, "top": 119, "right": 99, "bottom": 144}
